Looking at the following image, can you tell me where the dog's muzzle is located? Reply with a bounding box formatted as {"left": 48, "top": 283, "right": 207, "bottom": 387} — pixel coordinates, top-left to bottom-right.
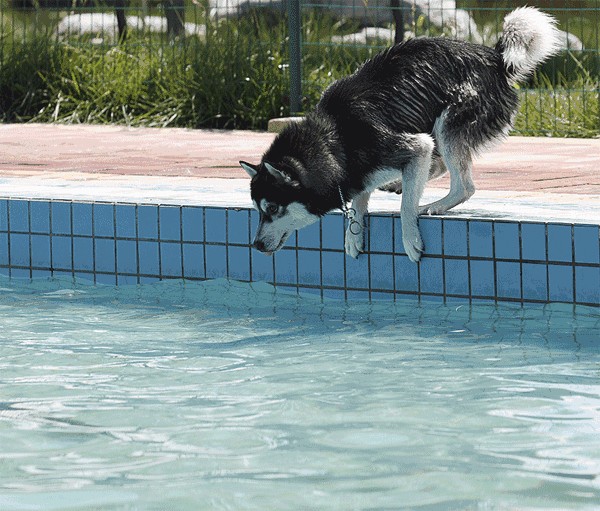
{"left": 253, "top": 238, "right": 273, "bottom": 256}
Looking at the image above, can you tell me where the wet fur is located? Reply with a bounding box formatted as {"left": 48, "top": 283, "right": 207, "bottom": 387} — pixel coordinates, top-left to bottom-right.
{"left": 243, "top": 8, "right": 559, "bottom": 262}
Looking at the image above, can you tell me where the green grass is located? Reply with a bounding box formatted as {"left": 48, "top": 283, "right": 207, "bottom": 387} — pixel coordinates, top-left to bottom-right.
{"left": 0, "top": 17, "right": 291, "bottom": 129}
{"left": 0, "top": 8, "right": 598, "bottom": 136}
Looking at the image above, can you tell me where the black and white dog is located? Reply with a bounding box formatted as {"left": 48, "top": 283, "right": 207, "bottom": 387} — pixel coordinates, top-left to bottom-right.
{"left": 241, "top": 7, "right": 559, "bottom": 262}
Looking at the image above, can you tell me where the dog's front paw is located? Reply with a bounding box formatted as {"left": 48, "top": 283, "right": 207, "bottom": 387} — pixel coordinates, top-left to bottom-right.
{"left": 345, "top": 228, "right": 364, "bottom": 259}
{"left": 402, "top": 228, "right": 424, "bottom": 263}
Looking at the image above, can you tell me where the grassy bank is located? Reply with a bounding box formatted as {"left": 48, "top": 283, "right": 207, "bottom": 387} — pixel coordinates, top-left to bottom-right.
{"left": 0, "top": 13, "right": 598, "bottom": 136}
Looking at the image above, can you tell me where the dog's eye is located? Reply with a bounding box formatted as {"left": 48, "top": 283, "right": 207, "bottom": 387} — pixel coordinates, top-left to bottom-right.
{"left": 266, "top": 204, "right": 279, "bottom": 216}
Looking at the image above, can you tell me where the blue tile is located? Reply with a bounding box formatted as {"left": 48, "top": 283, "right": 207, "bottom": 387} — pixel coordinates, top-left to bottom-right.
{"left": 183, "top": 244, "right": 205, "bottom": 279}
{"left": 160, "top": 242, "right": 182, "bottom": 277}
{"left": 394, "top": 255, "right": 418, "bottom": 293}
{"left": 298, "top": 286, "right": 322, "bottom": 299}
{"left": 94, "top": 239, "right": 115, "bottom": 273}
{"left": 116, "top": 205, "right": 136, "bottom": 239}
{"left": 73, "top": 238, "right": 94, "bottom": 271}
{"left": 251, "top": 250, "right": 273, "bottom": 282}
{"left": 32, "top": 269, "right": 52, "bottom": 280}
{"left": 298, "top": 250, "right": 321, "bottom": 286}
{"left": 205, "top": 208, "right": 227, "bottom": 243}
{"left": 322, "top": 214, "right": 345, "bottom": 251}
{"left": 9, "top": 233, "right": 30, "bottom": 266}
{"left": 139, "top": 276, "right": 160, "bottom": 284}
{"left": 470, "top": 260, "right": 495, "bottom": 298}
{"left": 321, "top": 251, "right": 344, "bottom": 288}
{"left": 274, "top": 249, "right": 297, "bottom": 285}
{"left": 54, "top": 271, "right": 74, "bottom": 282}
{"left": 345, "top": 253, "right": 369, "bottom": 290}
{"left": 471, "top": 297, "right": 494, "bottom": 305}
{"left": 94, "top": 204, "right": 114, "bottom": 238}
{"left": 117, "top": 275, "right": 138, "bottom": 286}
{"left": 117, "top": 240, "right": 137, "bottom": 274}
{"left": 522, "top": 263, "right": 547, "bottom": 301}
{"left": 138, "top": 205, "right": 159, "bottom": 239}
{"left": 182, "top": 207, "right": 204, "bottom": 242}
{"left": 11, "top": 268, "right": 30, "bottom": 279}
{"left": 419, "top": 218, "right": 442, "bottom": 255}
{"left": 521, "top": 223, "right": 546, "bottom": 261}
{"left": 547, "top": 224, "right": 572, "bottom": 263}
{"left": 138, "top": 241, "right": 160, "bottom": 276}
{"left": 30, "top": 235, "right": 51, "bottom": 268}
{"left": 51, "top": 236, "right": 72, "bottom": 271}
{"left": 228, "top": 209, "right": 250, "bottom": 245}
{"left": 30, "top": 202, "right": 50, "bottom": 234}
{"left": 369, "top": 216, "right": 393, "bottom": 253}
{"left": 444, "top": 220, "right": 468, "bottom": 257}
{"left": 0, "top": 200, "right": 7, "bottom": 231}
{"left": 420, "top": 257, "right": 444, "bottom": 295}
{"left": 469, "top": 221, "right": 493, "bottom": 258}
{"left": 346, "top": 290, "right": 370, "bottom": 300}
{"left": 548, "top": 264, "right": 574, "bottom": 303}
{"left": 205, "top": 244, "right": 227, "bottom": 279}
{"left": 371, "top": 291, "right": 394, "bottom": 301}
{"left": 444, "top": 259, "right": 469, "bottom": 296}
{"left": 370, "top": 253, "right": 394, "bottom": 290}
{"left": 574, "top": 226, "right": 599, "bottom": 264}
{"left": 323, "top": 288, "right": 346, "bottom": 300}
{"left": 250, "top": 209, "right": 259, "bottom": 238}
{"left": 421, "top": 294, "right": 445, "bottom": 304}
{"left": 297, "top": 220, "right": 321, "bottom": 249}
{"left": 51, "top": 202, "right": 71, "bottom": 235}
{"left": 9, "top": 200, "right": 29, "bottom": 232}
{"left": 575, "top": 266, "right": 599, "bottom": 305}
{"left": 446, "top": 296, "right": 469, "bottom": 305}
{"left": 393, "top": 217, "right": 406, "bottom": 255}
{"left": 0, "top": 234, "right": 7, "bottom": 265}
{"left": 286, "top": 231, "right": 298, "bottom": 248}
{"left": 494, "top": 222, "right": 520, "bottom": 260}
{"left": 496, "top": 261, "right": 521, "bottom": 300}
{"left": 228, "top": 245, "right": 251, "bottom": 281}
{"left": 96, "top": 273, "right": 116, "bottom": 286}
{"left": 159, "top": 206, "right": 181, "bottom": 241}
{"left": 72, "top": 203, "right": 93, "bottom": 236}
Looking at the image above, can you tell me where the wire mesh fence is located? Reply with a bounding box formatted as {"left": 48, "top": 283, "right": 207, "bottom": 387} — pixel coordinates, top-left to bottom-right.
{"left": 0, "top": 0, "right": 597, "bottom": 136}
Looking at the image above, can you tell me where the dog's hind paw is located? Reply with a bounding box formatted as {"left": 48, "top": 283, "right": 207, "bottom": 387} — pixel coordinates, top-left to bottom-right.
{"left": 419, "top": 203, "right": 449, "bottom": 216}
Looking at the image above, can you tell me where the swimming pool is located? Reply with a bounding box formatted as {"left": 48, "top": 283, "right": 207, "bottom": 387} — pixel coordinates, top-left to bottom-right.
{"left": 1, "top": 277, "right": 598, "bottom": 510}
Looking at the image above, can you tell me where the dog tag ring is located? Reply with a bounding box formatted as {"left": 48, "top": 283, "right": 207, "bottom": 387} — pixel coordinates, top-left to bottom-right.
{"left": 338, "top": 186, "right": 363, "bottom": 235}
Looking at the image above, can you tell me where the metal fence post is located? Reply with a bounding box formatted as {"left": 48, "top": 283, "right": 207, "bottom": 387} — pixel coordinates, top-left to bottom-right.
{"left": 288, "top": 0, "right": 302, "bottom": 115}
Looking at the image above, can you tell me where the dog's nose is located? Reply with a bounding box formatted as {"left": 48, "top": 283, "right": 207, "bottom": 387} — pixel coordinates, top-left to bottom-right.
{"left": 253, "top": 239, "right": 266, "bottom": 252}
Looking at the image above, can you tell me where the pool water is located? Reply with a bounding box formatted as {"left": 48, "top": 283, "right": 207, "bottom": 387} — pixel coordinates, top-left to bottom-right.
{"left": 0, "top": 277, "right": 598, "bottom": 511}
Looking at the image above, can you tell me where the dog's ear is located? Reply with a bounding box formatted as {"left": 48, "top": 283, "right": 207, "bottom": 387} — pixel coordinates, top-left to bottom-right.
{"left": 264, "top": 161, "right": 301, "bottom": 188}
{"left": 240, "top": 161, "right": 259, "bottom": 178}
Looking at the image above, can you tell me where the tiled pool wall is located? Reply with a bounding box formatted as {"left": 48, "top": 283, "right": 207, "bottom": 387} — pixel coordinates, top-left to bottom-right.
{"left": 1, "top": 198, "right": 599, "bottom": 306}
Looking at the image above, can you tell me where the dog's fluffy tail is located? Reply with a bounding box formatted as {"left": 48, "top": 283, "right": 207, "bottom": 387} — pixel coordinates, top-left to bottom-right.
{"left": 496, "top": 7, "right": 560, "bottom": 84}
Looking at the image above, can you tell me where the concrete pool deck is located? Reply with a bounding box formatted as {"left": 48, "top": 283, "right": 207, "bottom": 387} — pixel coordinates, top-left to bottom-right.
{"left": 0, "top": 123, "right": 598, "bottom": 223}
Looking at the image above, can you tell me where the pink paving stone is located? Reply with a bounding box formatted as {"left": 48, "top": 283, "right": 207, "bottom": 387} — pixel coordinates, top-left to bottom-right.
{"left": 0, "top": 123, "right": 598, "bottom": 194}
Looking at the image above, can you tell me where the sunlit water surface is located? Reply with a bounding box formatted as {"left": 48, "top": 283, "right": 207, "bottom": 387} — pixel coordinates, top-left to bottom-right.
{"left": 0, "top": 277, "right": 599, "bottom": 510}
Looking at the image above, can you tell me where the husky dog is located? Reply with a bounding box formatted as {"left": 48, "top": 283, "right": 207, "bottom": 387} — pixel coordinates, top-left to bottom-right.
{"left": 241, "top": 7, "right": 559, "bottom": 262}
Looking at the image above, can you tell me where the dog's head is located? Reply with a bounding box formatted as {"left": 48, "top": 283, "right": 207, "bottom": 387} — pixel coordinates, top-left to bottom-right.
{"left": 240, "top": 160, "right": 320, "bottom": 255}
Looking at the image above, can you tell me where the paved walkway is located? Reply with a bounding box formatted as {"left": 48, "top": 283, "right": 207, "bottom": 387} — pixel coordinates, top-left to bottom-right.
{"left": 0, "top": 123, "right": 598, "bottom": 195}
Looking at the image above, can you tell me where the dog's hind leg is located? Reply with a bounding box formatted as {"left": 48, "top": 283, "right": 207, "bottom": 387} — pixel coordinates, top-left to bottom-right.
{"left": 419, "top": 114, "right": 475, "bottom": 215}
{"left": 379, "top": 151, "right": 447, "bottom": 195}
{"left": 345, "top": 191, "right": 370, "bottom": 259}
